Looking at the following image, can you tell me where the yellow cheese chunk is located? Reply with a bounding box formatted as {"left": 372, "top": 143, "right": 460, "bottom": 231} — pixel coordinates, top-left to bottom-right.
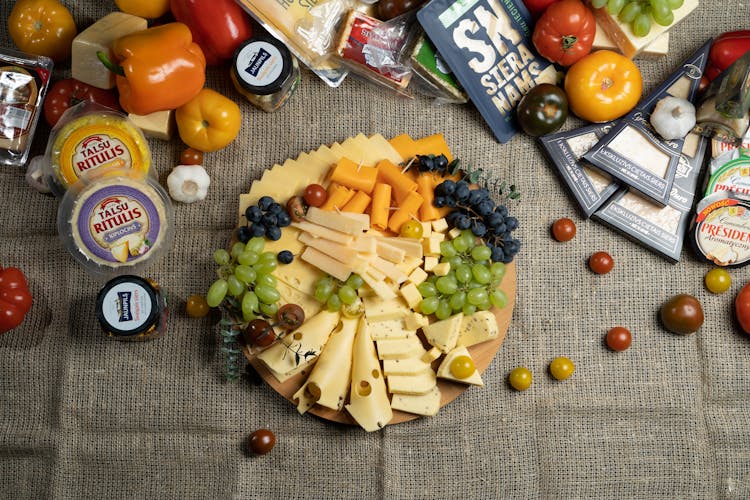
{"left": 431, "top": 218, "right": 449, "bottom": 233}
{"left": 387, "top": 369, "right": 437, "bottom": 395}
{"left": 357, "top": 268, "right": 398, "bottom": 300}
{"left": 421, "top": 346, "right": 442, "bottom": 364}
{"left": 390, "top": 386, "right": 441, "bottom": 416}
{"left": 370, "top": 182, "right": 392, "bottom": 231}
{"left": 370, "top": 256, "right": 409, "bottom": 284}
{"left": 369, "top": 319, "right": 416, "bottom": 341}
{"left": 329, "top": 157, "right": 378, "bottom": 193}
{"left": 422, "top": 313, "right": 463, "bottom": 353}
{"left": 306, "top": 206, "right": 369, "bottom": 235}
{"left": 376, "top": 237, "right": 423, "bottom": 259}
{"left": 457, "top": 311, "right": 499, "bottom": 347}
{"left": 350, "top": 236, "right": 377, "bottom": 253}
{"left": 423, "top": 256, "right": 439, "bottom": 272}
{"left": 404, "top": 311, "right": 428, "bottom": 331}
{"left": 127, "top": 110, "right": 173, "bottom": 140}
{"left": 399, "top": 282, "right": 422, "bottom": 310}
{"left": 420, "top": 221, "right": 432, "bottom": 237}
{"left": 406, "top": 267, "right": 428, "bottom": 286}
{"left": 300, "top": 247, "right": 353, "bottom": 282}
{"left": 423, "top": 236, "right": 442, "bottom": 256}
{"left": 376, "top": 336, "right": 426, "bottom": 360}
{"left": 342, "top": 190, "right": 372, "bottom": 213}
{"left": 437, "top": 346, "right": 484, "bottom": 386}
{"left": 592, "top": 20, "right": 669, "bottom": 58}
{"left": 363, "top": 296, "right": 409, "bottom": 322}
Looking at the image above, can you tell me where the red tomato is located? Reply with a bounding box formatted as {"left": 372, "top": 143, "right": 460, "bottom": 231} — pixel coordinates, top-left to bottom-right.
{"left": 708, "top": 30, "right": 750, "bottom": 80}
{"left": 589, "top": 251, "right": 614, "bottom": 274}
{"left": 0, "top": 266, "right": 33, "bottom": 334}
{"left": 606, "top": 327, "right": 632, "bottom": 351}
{"left": 523, "top": 0, "right": 559, "bottom": 19}
{"left": 735, "top": 282, "right": 750, "bottom": 335}
{"left": 43, "top": 78, "right": 120, "bottom": 127}
{"left": 247, "top": 429, "right": 276, "bottom": 455}
{"left": 303, "top": 184, "right": 327, "bottom": 208}
{"left": 551, "top": 217, "right": 576, "bottom": 242}
{"left": 180, "top": 148, "right": 204, "bottom": 166}
{"left": 532, "top": 0, "right": 595, "bottom": 67}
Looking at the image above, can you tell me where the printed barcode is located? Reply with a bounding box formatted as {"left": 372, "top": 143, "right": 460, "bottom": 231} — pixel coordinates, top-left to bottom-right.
{"left": 0, "top": 105, "right": 31, "bottom": 130}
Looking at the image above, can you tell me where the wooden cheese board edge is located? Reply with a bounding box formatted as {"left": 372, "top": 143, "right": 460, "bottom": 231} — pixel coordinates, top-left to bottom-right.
{"left": 245, "top": 261, "right": 516, "bottom": 427}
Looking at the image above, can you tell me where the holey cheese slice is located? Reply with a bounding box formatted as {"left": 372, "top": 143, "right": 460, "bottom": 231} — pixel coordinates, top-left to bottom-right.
{"left": 293, "top": 317, "right": 358, "bottom": 413}
{"left": 256, "top": 310, "right": 341, "bottom": 383}
{"left": 345, "top": 317, "right": 393, "bottom": 431}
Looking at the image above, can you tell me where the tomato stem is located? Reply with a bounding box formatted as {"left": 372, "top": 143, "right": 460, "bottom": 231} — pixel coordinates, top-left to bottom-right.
{"left": 96, "top": 51, "right": 125, "bottom": 77}
{"left": 601, "top": 77, "right": 614, "bottom": 91}
{"left": 562, "top": 35, "right": 578, "bottom": 51}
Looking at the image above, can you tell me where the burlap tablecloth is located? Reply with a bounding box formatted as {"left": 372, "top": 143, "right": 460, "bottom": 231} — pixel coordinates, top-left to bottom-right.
{"left": 2, "top": 1, "right": 749, "bottom": 498}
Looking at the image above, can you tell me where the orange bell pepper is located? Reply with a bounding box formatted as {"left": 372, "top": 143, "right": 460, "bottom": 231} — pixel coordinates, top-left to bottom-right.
{"left": 8, "top": 0, "right": 77, "bottom": 62}
{"left": 99, "top": 22, "right": 206, "bottom": 116}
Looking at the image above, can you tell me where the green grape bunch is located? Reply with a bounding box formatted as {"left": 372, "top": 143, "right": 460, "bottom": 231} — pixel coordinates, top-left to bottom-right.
{"left": 312, "top": 274, "right": 366, "bottom": 317}
{"left": 589, "top": 0, "right": 684, "bottom": 37}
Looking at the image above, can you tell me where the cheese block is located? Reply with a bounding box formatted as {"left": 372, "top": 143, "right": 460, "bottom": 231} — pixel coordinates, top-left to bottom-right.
{"left": 376, "top": 240, "right": 406, "bottom": 264}
{"left": 437, "top": 346, "right": 484, "bottom": 386}
{"left": 421, "top": 346, "right": 442, "bottom": 364}
{"left": 432, "top": 262, "right": 450, "bottom": 277}
{"left": 350, "top": 235, "right": 377, "bottom": 253}
{"left": 376, "top": 237, "right": 423, "bottom": 259}
{"left": 382, "top": 357, "right": 431, "bottom": 376}
{"left": 298, "top": 231, "right": 360, "bottom": 265}
{"left": 376, "top": 336, "right": 426, "bottom": 360}
{"left": 300, "top": 247, "right": 353, "bottom": 282}
{"left": 423, "top": 256, "right": 439, "bottom": 272}
{"left": 420, "top": 221, "right": 432, "bottom": 238}
{"left": 431, "top": 218, "right": 449, "bottom": 233}
{"left": 369, "top": 319, "right": 416, "bottom": 341}
{"left": 404, "top": 311, "right": 428, "bottom": 331}
{"left": 406, "top": 267, "right": 428, "bottom": 286}
{"left": 386, "top": 369, "right": 437, "bottom": 395}
{"left": 423, "top": 237, "right": 442, "bottom": 256}
{"left": 305, "top": 207, "right": 369, "bottom": 235}
{"left": 590, "top": 0, "right": 697, "bottom": 58}
{"left": 398, "top": 257, "right": 423, "bottom": 275}
{"left": 291, "top": 221, "right": 353, "bottom": 245}
{"left": 399, "top": 282, "right": 422, "bottom": 310}
{"left": 369, "top": 256, "right": 408, "bottom": 284}
{"left": 345, "top": 318, "right": 393, "bottom": 431}
{"left": 390, "top": 386, "right": 441, "bottom": 416}
{"left": 592, "top": 20, "right": 669, "bottom": 58}
{"left": 292, "top": 317, "right": 358, "bottom": 413}
{"left": 357, "top": 268, "right": 398, "bottom": 300}
{"left": 363, "top": 296, "right": 409, "bottom": 322}
{"left": 71, "top": 12, "right": 148, "bottom": 89}
{"left": 256, "top": 310, "right": 341, "bottom": 383}
{"left": 422, "top": 313, "right": 463, "bottom": 353}
{"left": 128, "top": 110, "right": 173, "bottom": 140}
{"left": 457, "top": 311, "right": 499, "bottom": 347}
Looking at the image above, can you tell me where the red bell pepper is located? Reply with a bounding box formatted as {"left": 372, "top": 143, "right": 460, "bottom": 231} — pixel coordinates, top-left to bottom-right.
{"left": 706, "top": 30, "right": 750, "bottom": 81}
{"left": 43, "top": 78, "right": 120, "bottom": 127}
{"left": 0, "top": 266, "right": 32, "bottom": 334}
{"left": 523, "top": 0, "right": 559, "bottom": 19}
{"left": 170, "top": 0, "right": 253, "bottom": 66}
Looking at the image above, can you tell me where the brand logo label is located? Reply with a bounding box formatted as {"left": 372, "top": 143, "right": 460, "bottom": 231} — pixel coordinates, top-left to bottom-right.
{"left": 118, "top": 291, "right": 133, "bottom": 322}
{"left": 245, "top": 48, "right": 271, "bottom": 77}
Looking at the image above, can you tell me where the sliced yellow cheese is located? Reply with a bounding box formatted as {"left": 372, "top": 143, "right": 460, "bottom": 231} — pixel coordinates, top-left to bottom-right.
{"left": 305, "top": 206, "right": 369, "bottom": 235}
{"left": 345, "top": 318, "right": 393, "bottom": 431}
{"left": 376, "top": 336, "right": 426, "bottom": 360}
{"left": 293, "top": 316, "right": 358, "bottom": 413}
{"left": 404, "top": 311, "right": 428, "bottom": 331}
{"left": 370, "top": 256, "right": 408, "bottom": 284}
{"left": 383, "top": 357, "right": 430, "bottom": 376}
{"left": 390, "top": 386, "right": 441, "bottom": 416}
{"left": 256, "top": 310, "right": 341, "bottom": 383}
{"left": 398, "top": 257, "right": 423, "bottom": 276}
{"left": 272, "top": 257, "right": 324, "bottom": 296}
{"left": 423, "top": 237, "right": 442, "bottom": 256}
{"left": 290, "top": 221, "right": 353, "bottom": 245}
{"left": 592, "top": 20, "right": 669, "bottom": 58}
{"left": 437, "top": 346, "right": 484, "bottom": 386}
{"left": 298, "top": 231, "right": 360, "bottom": 265}
{"left": 350, "top": 235, "right": 377, "bottom": 253}
{"left": 376, "top": 240, "right": 406, "bottom": 264}
{"left": 300, "top": 247, "right": 353, "bottom": 282}
{"left": 432, "top": 262, "right": 450, "bottom": 277}
{"left": 431, "top": 218, "right": 449, "bottom": 233}
{"left": 363, "top": 296, "right": 410, "bottom": 322}
{"left": 421, "top": 346, "right": 443, "bottom": 364}
{"left": 422, "top": 313, "right": 463, "bottom": 353}
{"left": 275, "top": 279, "right": 322, "bottom": 320}
{"left": 387, "top": 369, "right": 437, "bottom": 395}
{"left": 457, "top": 311, "right": 499, "bottom": 348}
{"left": 357, "top": 268, "right": 398, "bottom": 300}
{"left": 262, "top": 225, "right": 305, "bottom": 255}
{"left": 375, "top": 237, "right": 423, "bottom": 259}
{"left": 369, "top": 319, "right": 416, "bottom": 341}
{"left": 366, "top": 133, "right": 404, "bottom": 165}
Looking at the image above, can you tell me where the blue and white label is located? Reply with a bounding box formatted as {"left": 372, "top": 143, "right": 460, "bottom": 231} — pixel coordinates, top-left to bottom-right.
{"left": 236, "top": 41, "right": 283, "bottom": 88}
{"left": 101, "top": 282, "right": 152, "bottom": 332}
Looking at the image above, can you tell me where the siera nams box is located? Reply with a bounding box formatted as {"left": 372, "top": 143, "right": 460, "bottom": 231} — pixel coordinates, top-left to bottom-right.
{"left": 583, "top": 39, "right": 712, "bottom": 207}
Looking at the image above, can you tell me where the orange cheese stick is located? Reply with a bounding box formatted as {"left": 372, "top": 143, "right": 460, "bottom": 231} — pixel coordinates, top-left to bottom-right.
{"left": 388, "top": 190, "right": 424, "bottom": 234}
{"left": 342, "top": 190, "right": 371, "bottom": 214}
{"left": 370, "top": 183, "right": 391, "bottom": 231}
{"left": 321, "top": 184, "right": 355, "bottom": 211}
{"left": 376, "top": 159, "right": 418, "bottom": 205}
{"left": 329, "top": 157, "right": 378, "bottom": 193}
{"left": 413, "top": 133, "right": 453, "bottom": 162}
{"left": 417, "top": 173, "right": 441, "bottom": 222}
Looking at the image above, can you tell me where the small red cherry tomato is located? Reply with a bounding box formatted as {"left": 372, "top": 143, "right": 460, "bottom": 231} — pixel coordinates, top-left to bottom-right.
{"left": 551, "top": 217, "right": 576, "bottom": 242}
{"left": 589, "top": 251, "right": 614, "bottom": 274}
{"left": 180, "top": 148, "right": 204, "bottom": 165}
{"left": 606, "top": 326, "right": 632, "bottom": 351}
{"left": 303, "top": 184, "right": 327, "bottom": 208}
{"left": 247, "top": 429, "right": 276, "bottom": 455}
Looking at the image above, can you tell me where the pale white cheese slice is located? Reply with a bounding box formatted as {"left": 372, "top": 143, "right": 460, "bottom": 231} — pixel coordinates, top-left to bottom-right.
{"left": 387, "top": 368, "right": 437, "bottom": 395}
{"left": 390, "top": 386, "right": 441, "bottom": 417}
{"left": 457, "top": 311, "right": 499, "bottom": 348}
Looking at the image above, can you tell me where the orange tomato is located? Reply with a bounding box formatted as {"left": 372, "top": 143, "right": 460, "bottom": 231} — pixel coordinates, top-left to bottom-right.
{"left": 8, "top": 0, "right": 77, "bottom": 62}
{"left": 175, "top": 88, "right": 241, "bottom": 152}
{"left": 564, "top": 50, "right": 642, "bottom": 123}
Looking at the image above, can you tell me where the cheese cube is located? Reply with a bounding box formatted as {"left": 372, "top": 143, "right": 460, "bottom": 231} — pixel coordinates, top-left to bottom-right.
{"left": 422, "top": 237, "right": 442, "bottom": 256}
{"left": 437, "top": 346, "right": 483, "bottom": 386}
{"left": 431, "top": 232, "right": 446, "bottom": 242}
{"left": 387, "top": 369, "right": 437, "bottom": 395}
{"left": 457, "top": 311, "right": 499, "bottom": 347}
{"left": 363, "top": 296, "right": 409, "bottom": 322}
{"left": 422, "top": 313, "right": 463, "bottom": 353}
{"left": 399, "top": 282, "right": 422, "bottom": 310}
{"left": 128, "top": 110, "right": 173, "bottom": 140}
{"left": 398, "top": 257, "right": 423, "bottom": 275}
{"left": 431, "top": 218, "right": 449, "bottom": 233}
{"left": 420, "top": 221, "right": 432, "bottom": 238}
{"left": 432, "top": 262, "right": 450, "bottom": 277}
{"left": 369, "top": 319, "right": 415, "bottom": 341}
{"left": 407, "top": 267, "right": 428, "bottom": 286}
{"left": 404, "top": 312, "right": 428, "bottom": 331}
{"left": 390, "top": 386, "right": 441, "bottom": 416}
{"left": 72, "top": 13, "right": 148, "bottom": 89}
{"left": 383, "top": 357, "right": 430, "bottom": 376}
{"left": 376, "top": 336, "right": 425, "bottom": 360}
{"left": 448, "top": 227, "right": 462, "bottom": 240}
{"left": 423, "top": 256, "right": 439, "bottom": 272}
{"left": 421, "top": 346, "right": 442, "bottom": 363}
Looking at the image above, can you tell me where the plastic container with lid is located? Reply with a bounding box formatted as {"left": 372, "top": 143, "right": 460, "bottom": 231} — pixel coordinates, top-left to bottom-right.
{"left": 57, "top": 169, "right": 174, "bottom": 279}
{"left": 230, "top": 35, "right": 300, "bottom": 113}
{"left": 691, "top": 191, "right": 750, "bottom": 267}
{"left": 704, "top": 154, "right": 750, "bottom": 197}
{"left": 96, "top": 275, "right": 168, "bottom": 341}
{"left": 43, "top": 101, "right": 152, "bottom": 195}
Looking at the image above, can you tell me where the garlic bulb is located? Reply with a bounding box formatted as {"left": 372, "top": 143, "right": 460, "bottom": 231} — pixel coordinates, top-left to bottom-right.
{"left": 650, "top": 97, "right": 696, "bottom": 140}
{"left": 167, "top": 164, "right": 210, "bottom": 203}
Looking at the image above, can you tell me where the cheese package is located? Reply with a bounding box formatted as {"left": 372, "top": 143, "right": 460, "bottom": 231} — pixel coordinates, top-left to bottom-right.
{"left": 689, "top": 192, "right": 750, "bottom": 267}
{"left": 437, "top": 346, "right": 484, "bottom": 386}
{"left": 417, "top": 0, "right": 557, "bottom": 143}
{"left": 583, "top": 40, "right": 711, "bottom": 206}
{"left": 390, "top": 386, "right": 441, "bottom": 416}
{"left": 408, "top": 30, "right": 468, "bottom": 104}
{"left": 422, "top": 313, "right": 463, "bottom": 353}
{"left": 457, "top": 311, "right": 499, "bottom": 347}
{"left": 71, "top": 12, "right": 148, "bottom": 89}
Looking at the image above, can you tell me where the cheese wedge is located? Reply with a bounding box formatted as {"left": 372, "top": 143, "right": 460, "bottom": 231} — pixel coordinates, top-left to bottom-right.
{"left": 128, "top": 110, "right": 173, "bottom": 140}
{"left": 422, "top": 313, "right": 463, "bottom": 353}
{"left": 437, "top": 346, "right": 483, "bottom": 386}
{"left": 457, "top": 311, "right": 499, "bottom": 347}
{"left": 256, "top": 310, "right": 341, "bottom": 383}
{"left": 293, "top": 317, "right": 358, "bottom": 413}
{"left": 345, "top": 318, "right": 393, "bottom": 431}
{"left": 390, "top": 386, "right": 441, "bottom": 416}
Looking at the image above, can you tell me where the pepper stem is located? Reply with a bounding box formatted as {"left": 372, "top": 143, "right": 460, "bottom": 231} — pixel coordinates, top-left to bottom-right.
{"left": 96, "top": 51, "right": 125, "bottom": 77}
{"left": 562, "top": 35, "right": 577, "bottom": 51}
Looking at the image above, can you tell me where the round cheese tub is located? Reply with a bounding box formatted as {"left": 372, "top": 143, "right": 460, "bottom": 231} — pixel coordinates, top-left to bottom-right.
{"left": 690, "top": 191, "right": 750, "bottom": 268}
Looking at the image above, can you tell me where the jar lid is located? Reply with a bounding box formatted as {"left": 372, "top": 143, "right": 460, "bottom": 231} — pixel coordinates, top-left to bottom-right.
{"left": 96, "top": 275, "right": 159, "bottom": 337}
{"left": 232, "top": 35, "right": 293, "bottom": 96}
{"left": 691, "top": 191, "right": 750, "bottom": 267}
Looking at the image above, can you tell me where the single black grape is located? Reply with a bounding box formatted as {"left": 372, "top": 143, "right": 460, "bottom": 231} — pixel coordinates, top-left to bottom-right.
{"left": 471, "top": 220, "right": 487, "bottom": 237}
{"left": 468, "top": 190, "right": 483, "bottom": 207}
{"left": 258, "top": 196, "right": 274, "bottom": 211}
{"left": 268, "top": 202, "right": 283, "bottom": 215}
{"left": 237, "top": 225, "right": 251, "bottom": 243}
{"left": 276, "top": 212, "right": 291, "bottom": 227}
{"left": 495, "top": 205, "right": 509, "bottom": 217}
{"left": 505, "top": 216, "right": 519, "bottom": 231}
{"left": 433, "top": 196, "right": 446, "bottom": 208}
{"left": 419, "top": 156, "right": 435, "bottom": 171}
{"left": 277, "top": 250, "right": 294, "bottom": 264}
{"left": 262, "top": 213, "right": 278, "bottom": 227}
{"left": 266, "top": 225, "right": 282, "bottom": 241}
{"left": 441, "top": 180, "right": 456, "bottom": 196}
{"left": 490, "top": 246, "right": 505, "bottom": 262}
{"left": 245, "top": 205, "right": 263, "bottom": 223}
{"left": 486, "top": 212, "right": 503, "bottom": 228}
{"left": 456, "top": 214, "right": 472, "bottom": 230}
{"left": 477, "top": 200, "right": 494, "bottom": 217}
{"left": 250, "top": 222, "right": 266, "bottom": 237}
{"left": 434, "top": 155, "right": 449, "bottom": 171}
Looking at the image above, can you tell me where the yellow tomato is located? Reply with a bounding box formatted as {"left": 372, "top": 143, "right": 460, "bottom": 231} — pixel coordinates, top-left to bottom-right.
{"left": 509, "top": 366, "right": 532, "bottom": 391}
{"left": 8, "top": 0, "right": 77, "bottom": 62}
{"left": 114, "top": 0, "right": 171, "bottom": 19}
{"left": 564, "top": 50, "right": 642, "bottom": 123}
{"left": 175, "top": 89, "right": 242, "bottom": 152}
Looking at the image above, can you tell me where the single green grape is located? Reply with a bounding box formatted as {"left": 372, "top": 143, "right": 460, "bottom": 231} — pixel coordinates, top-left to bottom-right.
{"left": 490, "top": 262, "right": 506, "bottom": 281}
{"left": 471, "top": 245, "right": 492, "bottom": 262}
{"left": 206, "top": 279, "right": 228, "bottom": 308}
{"left": 234, "top": 265, "right": 256, "bottom": 284}
{"left": 314, "top": 283, "right": 333, "bottom": 303}
{"left": 213, "top": 249, "right": 230, "bottom": 266}
{"left": 462, "top": 303, "right": 477, "bottom": 316}
{"left": 618, "top": 1, "right": 641, "bottom": 22}
{"left": 632, "top": 12, "right": 651, "bottom": 36}
{"left": 256, "top": 274, "right": 277, "bottom": 288}
{"left": 460, "top": 230, "right": 476, "bottom": 248}
{"left": 449, "top": 291, "right": 467, "bottom": 312}
{"left": 651, "top": 5, "right": 673, "bottom": 26}
{"left": 452, "top": 236, "right": 470, "bottom": 253}
{"left": 338, "top": 285, "right": 357, "bottom": 305}
{"left": 471, "top": 264, "right": 491, "bottom": 285}
{"left": 435, "top": 299, "right": 452, "bottom": 320}
{"left": 245, "top": 237, "right": 265, "bottom": 254}
{"left": 454, "top": 264, "right": 472, "bottom": 284}
{"left": 227, "top": 275, "right": 245, "bottom": 297}
{"left": 237, "top": 251, "right": 259, "bottom": 266}
{"left": 346, "top": 274, "right": 364, "bottom": 290}
{"left": 326, "top": 294, "right": 342, "bottom": 312}
{"left": 426, "top": 275, "right": 438, "bottom": 284}
{"left": 607, "top": 0, "right": 626, "bottom": 15}
{"left": 419, "top": 297, "right": 439, "bottom": 315}
{"left": 476, "top": 298, "right": 492, "bottom": 311}
{"left": 241, "top": 292, "right": 259, "bottom": 321}
{"left": 231, "top": 242, "right": 246, "bottom": 258}
{"left": 440, "top": 241, "right": 457, "bottom": 258}
{"left": 436, "top": 275, "right": 458, "bottom": 295}
{"left": 448, "top": 255, "right": 463, "bottom": 269}
{"left": 259, "top": 302, "right": 279, "bottom": 317}
{"left": 255, "top": 285, "right": 280, "bottom": 304}
{"left": 254, "top": 261, "right": 277, "bottom": 276}
{"left": 666, "top": 0, "right": 683, "bottom": 8}
{"left": 418, "top": 282, "right": 438, "bottom": 298}
{"left": 259, "top": 251, "right": 278, "bottom": 264}
{"left": 490, "top": 289, "right": 509, "bottom": 308}
{"left": 466, "top": 288, "right": 488, "bottom": 306}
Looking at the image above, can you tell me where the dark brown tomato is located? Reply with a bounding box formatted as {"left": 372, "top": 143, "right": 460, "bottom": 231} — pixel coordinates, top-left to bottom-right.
{"left": 516, "top": 83, "right": 569, "bottom": 137}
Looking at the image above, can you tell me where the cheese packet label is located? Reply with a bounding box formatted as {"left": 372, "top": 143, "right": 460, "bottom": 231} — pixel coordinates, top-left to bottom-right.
{"left": 538, "top": 122, "right": 620, "bottom": 217}
{"left": 416, "top": 0, "right": 556, "bottom": 143}
{"left": 593, "top": 132, "right": 708, "bottom": 263}
{"left": 583, "top": 39, "right": 712, "bottom": 206}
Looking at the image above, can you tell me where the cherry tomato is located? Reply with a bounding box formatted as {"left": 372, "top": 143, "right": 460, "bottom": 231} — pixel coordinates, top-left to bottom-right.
{"left": 508, "top": 366, "right": 532, "bottom": 391}
{"left": 551, "top": 217, "right": 576, "bottom": 242}
{"left": 303, "top": 184, "right": 327, "bottom": 208}
{"left": 606, "top": 326, "right": 632, "bottom": 351}
{"left": 277, "top": 303, "right": 305, "bottom": 330}
{"left": 736, "top": 282, "right": 750, "bottom": 335}
{"left": 705, "top": 268, "right": 731, "bottom": 294}
{"left": 549, "top": 356, "right": 575, "bottom": 380}
{"left": 286, "top": 196, "right": 306, "bottom": 222}
{"left": 180, "top": 148, "right": 204, "bottom": 166}
{"left": 589, "top": 251, "right": 614, "bottom": 274}
{"left": 185, "top": 294, "right": 210, "bottom": 318}
{"left": 660, "top": 294, "right": 704, "bottom": 335}
{"left": 400, "top": 220, "right": 424, "bottom": 239}
{"left": 247, "top": 429, "right": 276, "bottom": 455}
{"left": 243, "top": 319, "right": 276, "bottom": 347}
{"left": 450, "top": 355, "right": 476, "bottom": 379}
{"left": 0, "top": 266, "right": 33, "bottom": 334}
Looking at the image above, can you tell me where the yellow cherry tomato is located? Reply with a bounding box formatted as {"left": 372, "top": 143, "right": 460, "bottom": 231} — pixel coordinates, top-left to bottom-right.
{"left": 185, "top": 294, "right": 210, "bottom": 318}
{"left": 400, "top": 220, "right": 424, "bottom": 239}
{"left": 549, "top": 356, "right": 575, "bottom": 380}
{"left": 450, "top": 355, "right": 476, "bottom": 379}
{"left": 509, "top": 366, "right": 532, "bottom": 391}
{"left": 175, "top": 88, "right": 242, "bottom": 152}
{"left": 564, "top": 50, "right": 642, "bottom": 123}
{"left": 8, "top": 0, "right": 77, "bottom": 62}
{"left": 705, "top": 268, "right": 731, "bottom": 294}
{"left": 114, "top": 0, "right": 171, "bottom": 19}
